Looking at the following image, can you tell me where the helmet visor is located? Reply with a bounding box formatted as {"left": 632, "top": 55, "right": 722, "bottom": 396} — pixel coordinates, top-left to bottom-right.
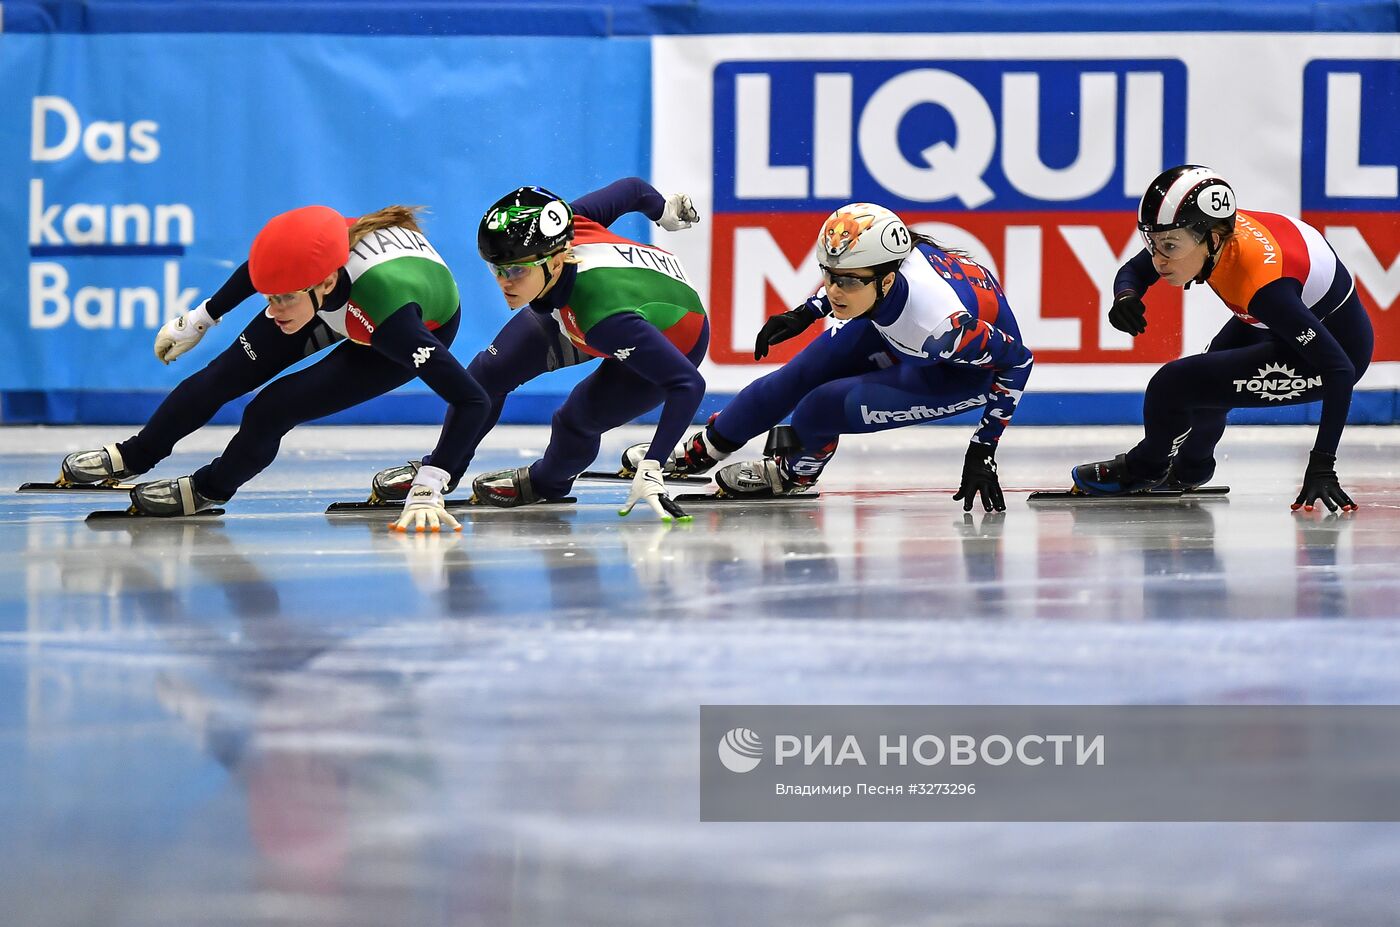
{"left": 820, "top": 266, "right": 879, "bottom": 292}
{"left": 488, "top": 254, "right": 553, "bottom": 280}
{"left": 1139, "top": 225, "right": 1204, "bottom": 257}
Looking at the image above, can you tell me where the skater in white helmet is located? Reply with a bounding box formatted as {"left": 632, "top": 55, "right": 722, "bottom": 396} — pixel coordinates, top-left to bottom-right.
{"left": 626, "top": 203, "right": 1034, "bottom": 511}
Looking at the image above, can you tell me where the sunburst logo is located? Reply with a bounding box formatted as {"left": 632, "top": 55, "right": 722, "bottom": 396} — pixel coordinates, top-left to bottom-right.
{"left": 718, "top": 728, "right": 763, "bottom": 773}
{"left": 1232, "top": 362, "right": 1323, "bottom": 402}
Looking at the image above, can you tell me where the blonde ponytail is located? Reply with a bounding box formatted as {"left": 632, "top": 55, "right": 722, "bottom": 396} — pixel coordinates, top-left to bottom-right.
{"left": 349, "top": 206, "right": 426, "bottom": 246}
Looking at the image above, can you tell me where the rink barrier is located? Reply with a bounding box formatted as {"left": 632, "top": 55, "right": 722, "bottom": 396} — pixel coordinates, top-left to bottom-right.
{"left": 5, "top": 389, "right": 1399, "bottom": 427}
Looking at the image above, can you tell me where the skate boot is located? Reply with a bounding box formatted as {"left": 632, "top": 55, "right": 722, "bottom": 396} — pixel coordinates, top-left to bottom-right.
{"left": 129, "top": 476, "right": 227, "bottom": 517}
{"left": 1071, "top": 453, "right": 1169, "bottom": 495}
{"left": 713, "top": 428, "right": 834, "bottom": 498}
{"left": 1161, "top": 457, "right": 1215, "bottom": 492}
{"left": 471, "top": 467, "right": 542, "bottom": 508}
{"left": 621, "top": 413, "right": 737, "bottom": 478}
{"left": 713, "top": 432, "right": 831, "bottom": 497}
{"left": 59, "top": 444, "right": 134, "bottom": 486}
{"left": 369, "top": 459, "right": 461, "bottom": 503}
{"left": 712, "top": 456, "right": 822, "bottom": 498}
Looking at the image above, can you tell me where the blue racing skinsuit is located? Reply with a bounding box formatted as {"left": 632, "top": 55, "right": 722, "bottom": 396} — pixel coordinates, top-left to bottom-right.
{"left": 713, "top": 242, "right": 1034, "bottom": 476}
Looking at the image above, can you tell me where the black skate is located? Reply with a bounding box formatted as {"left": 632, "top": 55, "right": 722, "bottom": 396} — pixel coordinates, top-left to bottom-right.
{"left": 1070, "top": 454, "right": 1168, "bottom": 496}
{"left": 1029, "top": 454, "right": 1228, "bottom": 503}
{"left": 1161, "top": 457, "right": 1216, "bottom": 492}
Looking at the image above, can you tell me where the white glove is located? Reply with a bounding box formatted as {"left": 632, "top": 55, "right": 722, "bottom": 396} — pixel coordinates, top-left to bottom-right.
{"left": 154, "top": 300, "right": 218, "bottom": 364}
{"left": 618, "top": 459, "right": 691, "bottom": 521}
{"left": 656, "top": 193, "right": 700, "bottom": 232}
{"left": 391, "top": 464, "right": 462, "bottom": 533}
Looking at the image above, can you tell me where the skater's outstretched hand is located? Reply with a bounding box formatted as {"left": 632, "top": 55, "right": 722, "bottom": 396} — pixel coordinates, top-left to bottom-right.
{"left": 619, "top": 459, "right": 691, "bottom": 522}
{"left": 391, "top": 465, "right": 462, "bottom": 533}
{"left": 953, "top": 441, "right": 1005, "bottom": 512}
{"left": 1291, "top": 450, "right": 1357, "bottom": 513}
{"left": 754, "top": 306, "right": 818, "bottom": 360}
{"left": 155, "top": 300, "right": 218, "bottom": 364}
{"left": 656, "top": 193, "right": 700, "bottom": 232}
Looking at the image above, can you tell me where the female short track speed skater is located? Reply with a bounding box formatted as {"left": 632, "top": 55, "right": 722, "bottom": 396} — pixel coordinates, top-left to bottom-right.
{"left": 57, "top": 204, "right": 489, "bottom": 532}
{"left": 626, "top": 202, "right": 1034, "bottom": 511}
{"left": 1073, "top": 164, "right": 1374, "bottom": 512}
{"left": 371, "top": 178, "right": 708, "bottom": 521}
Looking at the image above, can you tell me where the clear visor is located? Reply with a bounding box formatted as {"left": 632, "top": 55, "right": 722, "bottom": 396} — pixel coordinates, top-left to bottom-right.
{"left": 488, "top": 254, "right": 552, "bottom": 280}
{"left": 1138, "top": 226, "right": 1204, "bottom": 256}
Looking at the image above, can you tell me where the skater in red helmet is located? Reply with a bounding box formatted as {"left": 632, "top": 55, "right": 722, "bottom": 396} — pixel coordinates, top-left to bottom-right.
{"left": 57, "top": 204, "right": 488, "bottom": 532}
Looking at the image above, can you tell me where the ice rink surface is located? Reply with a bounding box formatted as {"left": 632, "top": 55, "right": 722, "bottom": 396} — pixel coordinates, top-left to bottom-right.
{"left": 3, "top": 423, "right": 1400, "bottom": 926}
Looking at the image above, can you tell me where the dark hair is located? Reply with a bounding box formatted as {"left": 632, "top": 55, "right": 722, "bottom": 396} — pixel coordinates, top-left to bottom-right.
{"left": 909, "top": 230, "right": 969, "bottom": 258}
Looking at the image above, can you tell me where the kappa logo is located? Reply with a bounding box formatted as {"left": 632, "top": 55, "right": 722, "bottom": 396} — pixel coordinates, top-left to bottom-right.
{"left": 613, "top": 346, "right": 634, "bottom": 361}
{"left": 238, "top": 334, "right": 257, "bottom": 361}
{"left": 1233, "top": 362, "right": 1322, "bottom": 402}
{"left": 412, "top": 346, "right": 435, "bottom": 368}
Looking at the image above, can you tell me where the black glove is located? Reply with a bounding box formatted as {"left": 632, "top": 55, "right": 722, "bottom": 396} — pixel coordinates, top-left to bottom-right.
{"left": 1108, "top": 292, "right": 1147, "bottom": 336}
{"left": 953, "top": 442, "right": 1005, "bottom": 512}
{"left": 754, "top": 306, "right": 817, "bottom": 360}
{"left": 1291, "top": 450, "right": 1357, "bottom": 513}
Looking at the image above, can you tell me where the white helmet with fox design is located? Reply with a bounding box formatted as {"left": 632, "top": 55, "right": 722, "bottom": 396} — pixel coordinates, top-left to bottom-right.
{"left": 816, "top": 203, "right": 913, "bottom": 271}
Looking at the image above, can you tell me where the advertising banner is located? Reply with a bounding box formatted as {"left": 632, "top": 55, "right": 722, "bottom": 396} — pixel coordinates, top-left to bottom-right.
{"left": 0, "top": 32, "right": 649, "bottom": 407}
{"left": 652, "top": 33, "right": 1400, "bottom": 398}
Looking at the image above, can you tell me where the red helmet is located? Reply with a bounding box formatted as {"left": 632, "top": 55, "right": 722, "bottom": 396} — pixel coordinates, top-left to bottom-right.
{"left": 248, "top": 206, "right": 350, "bottom": 295}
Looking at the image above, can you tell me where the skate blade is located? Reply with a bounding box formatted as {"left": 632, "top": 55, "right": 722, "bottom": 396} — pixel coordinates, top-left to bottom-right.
{"left": 674, "top": 491, "right": 820, "bottom": 505}
{"left": 85, "top": 508, "right": 225, "bottom": 523}
{"left": 1028, "top": 485, "right": 1230, "bottom": 502}
{"left": 20, "top": 481, "right": 135, "bottom": 493}
{"left": 324, "top": 496, "right": 577, "bottom": 515}
{"left": 576, "top": 470, "right": 705, "bottom": 483}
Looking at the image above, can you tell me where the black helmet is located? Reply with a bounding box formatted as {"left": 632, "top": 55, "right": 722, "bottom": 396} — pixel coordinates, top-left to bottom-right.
{"left": 1138, "top": 164, "right": 1236, "bottom": 242}
{"left": 478, "top": 186, "right": 574, "bottom": 264}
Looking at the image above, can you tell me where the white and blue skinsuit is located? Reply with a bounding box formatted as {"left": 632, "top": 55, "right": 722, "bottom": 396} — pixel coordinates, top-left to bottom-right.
{"left": 711, "top": 242, "right": 1034, "bottom": 470}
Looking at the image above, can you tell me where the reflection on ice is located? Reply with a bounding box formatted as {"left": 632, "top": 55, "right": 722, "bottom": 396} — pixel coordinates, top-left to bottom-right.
{"left": 3, "top": 425, "right": 1400, "bottom": 926}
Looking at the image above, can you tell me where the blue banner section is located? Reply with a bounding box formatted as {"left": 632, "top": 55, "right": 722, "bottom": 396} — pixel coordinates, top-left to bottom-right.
{"left": 0, "top": 32, "right": 650, "bottom": 404}
{"left": 4, "top": 0, "right": 1398, "bottom": 35}
{"left": 1301, "top": 59, "right": 1400, "bottom": 213}
{"left": 713, "top": 59, "right": 1188, "bottom": 213}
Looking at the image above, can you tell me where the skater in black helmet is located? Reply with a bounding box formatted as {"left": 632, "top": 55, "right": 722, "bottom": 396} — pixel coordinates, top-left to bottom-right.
{"left": 1073, "top": 165, "right": 1372, "bottom": 512}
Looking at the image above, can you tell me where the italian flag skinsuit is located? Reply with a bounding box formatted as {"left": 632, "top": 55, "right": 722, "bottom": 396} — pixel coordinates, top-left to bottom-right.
{"left": 330, "top": 225, "right": 460, "bottom": 345}
{"left": 554, "top": 217, "right": 707, "bottom": 357}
